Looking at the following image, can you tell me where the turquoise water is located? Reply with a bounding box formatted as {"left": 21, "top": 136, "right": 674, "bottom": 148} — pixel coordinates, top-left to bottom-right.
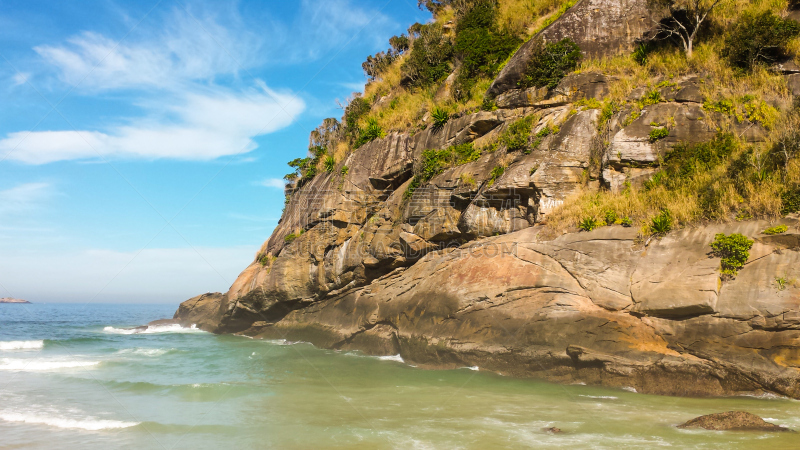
{"left": 1, "top": 304, "right": 799, "bottom": 449}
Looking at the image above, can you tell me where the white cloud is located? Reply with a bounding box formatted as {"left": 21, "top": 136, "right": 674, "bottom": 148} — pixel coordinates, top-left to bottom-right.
{"left": 34, "top": 11, "right": 259, "bottom": 91}
{"left": 0, "top": 8, "right": 306, "bottom": 165}
{"left": 0, "top": 245, "right": 255, "bottom": 303}
{"left": 298, "top": 0, "right": 389, "bottom": 58}
{"left": 0, "top": 183, "right": 52, "bottom": 214}
{"left": 257, "top": 178, "right": 286, "bottom": 189}
{"left": 12, "top": 72, "right": 29, "bottom": 86}
{"left": 0, "top": 84, "right": 304, "bottom": 164}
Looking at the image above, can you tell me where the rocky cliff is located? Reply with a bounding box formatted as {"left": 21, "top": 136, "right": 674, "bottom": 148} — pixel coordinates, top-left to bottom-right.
{"left": 175, "top": 0, "right": 800, "bottom": 399}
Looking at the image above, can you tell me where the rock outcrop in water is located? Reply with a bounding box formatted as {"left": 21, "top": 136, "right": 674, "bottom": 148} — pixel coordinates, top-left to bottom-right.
{"left": 174, "top": 1, "right": 800, "bottom": 399}
{"left": 678, "top": 411, "right": 792, "bottom": 432}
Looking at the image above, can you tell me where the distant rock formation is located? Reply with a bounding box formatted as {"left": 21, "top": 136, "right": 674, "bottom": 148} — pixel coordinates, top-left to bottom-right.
{"left": 0, "top": 297, "right": 31, "bottom": 304}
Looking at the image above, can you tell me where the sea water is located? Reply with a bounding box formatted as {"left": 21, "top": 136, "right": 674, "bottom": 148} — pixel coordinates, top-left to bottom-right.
{"left": 1, "top": 303, "right": 799, "bottom": 449}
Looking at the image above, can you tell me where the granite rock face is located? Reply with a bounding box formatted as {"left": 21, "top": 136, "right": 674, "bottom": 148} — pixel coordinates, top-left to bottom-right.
{"left": 173, "top": 4, "right": 800, "bottom": 400}
{"left": 179, "top": 218, "right": 800, "bottom": 399}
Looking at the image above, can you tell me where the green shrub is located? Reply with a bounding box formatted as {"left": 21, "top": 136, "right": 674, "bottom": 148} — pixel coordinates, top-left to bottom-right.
{"left": 781, "top": 187, "right": 800, "bottom": 215}
{"left": 404, "top": 176, "right": 422, "bottom": 200}
{"left": 362, "top": 51, "right": 395, "bottom": 81}
{"left": 355, "top": 118, "right": 385, "bottom": 148}
{"left": 631, "top": 43, "right": 652, "bottom": 66}
{"left": 598, "top": 100, "right": 620, "bottom": 131}
{"left": 649, "top": 127, "right": 669, "bottom": 142}
{"left": 578, "top": 216, "right": 602, "bottom": 232}
{"left": 640, "top": 89, "right": 663, "bottom": 107}
{"left": 344, "top": 97, "right": 371, "bottom": 132}
{"left": 722, "top": 11, "right": 800, "bottom": 71}
{"left": 451, "top": 0, "right": 520, "bottom": 101}
{"left": 620, "top": 216, "right": 633, "bottom": 227}
{"left": 488, "top": 165, "right": 506, "bottom": 186}
{"left": 650, "top": 209, "right": 673, "bottom": 235}
{"left": 324, "top": 155, "right": 336, "bottom": 173}
{"left": 518, "top": 38, "right": 581, "bottom": 89}
{"left": 389, "top": 34, "right": 410, "bottom": 53}
{"left": 400, "top": 22, "right": 453, "bottom": 87}
{"left": 604, "top": 210, "right": 618, "bottom": 225}
{"left": 710, "top": 233, "right": 754, "bottom": 276}
{"left": 481, "top": 97, "right": 497, "bottom": 111}
{"left": 501, "top": 115, "right": 535, "bottom": 151}
{"left": 431, "top": 106, "right": 450, "bottom": 131}
{"left": 284, "top": 233, "right": 298, "bottom": 243}
{"left": 775, "top": 276, "right": 789, "bottom": 291}
{"left": 763, "top": 225, "right": 788, "bottom": 235}
{"left": 340, "top": 165, "right": 349, "bottom": 176}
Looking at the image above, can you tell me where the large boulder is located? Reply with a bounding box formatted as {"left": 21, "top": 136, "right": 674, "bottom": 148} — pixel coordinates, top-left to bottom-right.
{"left": 488, "top": 0, "right": 666, "bottom": 97}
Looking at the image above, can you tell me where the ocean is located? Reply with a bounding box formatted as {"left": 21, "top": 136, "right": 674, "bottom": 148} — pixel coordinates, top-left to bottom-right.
{"left": 1, "top": 303, "right": 798, "bottom": 449}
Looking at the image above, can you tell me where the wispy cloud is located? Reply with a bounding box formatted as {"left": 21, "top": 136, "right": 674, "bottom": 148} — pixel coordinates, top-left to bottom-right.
{"left": 34, "top": 10, "right": 260, "bottom": 91}
{"left": 296, "top": 0, "right": 394, "bottom": 60}
{"left": 12, "top": 72, "right": 29, "bottom": 86}
{"left": 0, "top": 83, "right": 304, "bottom": 164}
{"left": 256, "top": 178, "right": 286, "bottom": 189}
{"left": 0, "top": 8, "right": 306, "bottom": 165}
{"left": 0, "top": 183, "right": 53, "bottom": 214}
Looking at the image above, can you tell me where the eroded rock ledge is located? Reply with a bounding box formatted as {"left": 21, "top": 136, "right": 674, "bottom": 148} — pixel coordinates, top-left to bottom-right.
{"left": 177, "top": 219, "right": 800, "bottom": 399}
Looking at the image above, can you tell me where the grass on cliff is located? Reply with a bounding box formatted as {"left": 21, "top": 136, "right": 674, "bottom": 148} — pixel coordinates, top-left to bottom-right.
{"left": 546, "top": 120, "right": 800, "bottom": 234}
{"left": 359, "top": 0, "right": 579, "bottom": 134}
{"left": 542, "top": 0, "right": 800, "bottom": 234}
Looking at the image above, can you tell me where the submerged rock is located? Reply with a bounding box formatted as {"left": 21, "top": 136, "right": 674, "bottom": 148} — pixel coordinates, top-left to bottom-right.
{"left": 678, "top": 411, "right": 792, "bottom": 432}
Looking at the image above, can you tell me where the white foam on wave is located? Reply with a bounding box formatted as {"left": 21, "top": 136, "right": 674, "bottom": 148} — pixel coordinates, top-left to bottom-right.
{"left": 579, "top": 395, "right": 618, "bottom": 400}
{"left": 377, "top": 354, "right": 405, "bottom": 363}
{"left": 0, "top": 411, "right": 138, "bottom": 431}
{"left": 116, "top": 348, "right": 170, "bottom": 357}
{"left": 0, "top": 340, "right": 44, "bottom": 351}
{"left": 265, "top": 339, "right": 308, "bottom": 346}
{"left": 0, "top": 358, "right": 99, "bottom": 371}
{"left": 103, "top": 324, "right": 205, "bottom": 335}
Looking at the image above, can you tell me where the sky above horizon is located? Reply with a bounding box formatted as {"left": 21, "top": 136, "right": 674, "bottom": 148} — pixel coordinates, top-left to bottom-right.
{"left": 0, "top": 0, "right": 430, "bottom": 304}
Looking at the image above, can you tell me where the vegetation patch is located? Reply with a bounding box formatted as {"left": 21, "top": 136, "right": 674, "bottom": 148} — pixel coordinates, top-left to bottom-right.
{"left": 762, "top": 225, "right": 788, "bottom": 235}
{"left": 710, "top": 233, "right": 754, "bottom": 277}
{"left": 578, "top": 216, "right": 602, "bottom": 232}
{"left": 487, "top": 164, "right": 506, "bottom": 186}
{"left": 649, "top": 127, "right": 670, "bottom": 143}
{"left": 355, "top": 118, "right": 386, "bottom": 148}
{"left": 518, "top": 38, "right": 581, "bottom": 89}
{"left": 452, "top": 0, "right": 521, "bottom": 101}
{"left": 406, "top": 142, "right": 484, "bottom": 199}
{"left": 401, "top": 22, "right": 453, "bottom": 88}
{"left": 431, "top": 106, "right": 451, "bottom": 131}
{"left": 722, "top": 11, "right": 800, "bottom": 72}
{"left": 649, "top": 209, "right": 673, "bottom": 235}
{"left": 501, "top": 115, "right": 535, "bottom": 151}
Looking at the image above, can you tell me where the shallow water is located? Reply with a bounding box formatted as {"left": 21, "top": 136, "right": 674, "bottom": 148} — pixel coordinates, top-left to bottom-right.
{"left": 1, "top": 303, "right": 798, "bottom": 449}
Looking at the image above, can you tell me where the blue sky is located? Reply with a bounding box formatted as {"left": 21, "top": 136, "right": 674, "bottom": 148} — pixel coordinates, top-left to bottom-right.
{"left": 0, "top": 0, "right": 429, "bottom": 303}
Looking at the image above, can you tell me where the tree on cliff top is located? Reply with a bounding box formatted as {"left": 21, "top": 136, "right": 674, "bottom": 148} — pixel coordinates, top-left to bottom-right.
{"left": 651, "top": 0, "right": 729, "bottom": 58}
